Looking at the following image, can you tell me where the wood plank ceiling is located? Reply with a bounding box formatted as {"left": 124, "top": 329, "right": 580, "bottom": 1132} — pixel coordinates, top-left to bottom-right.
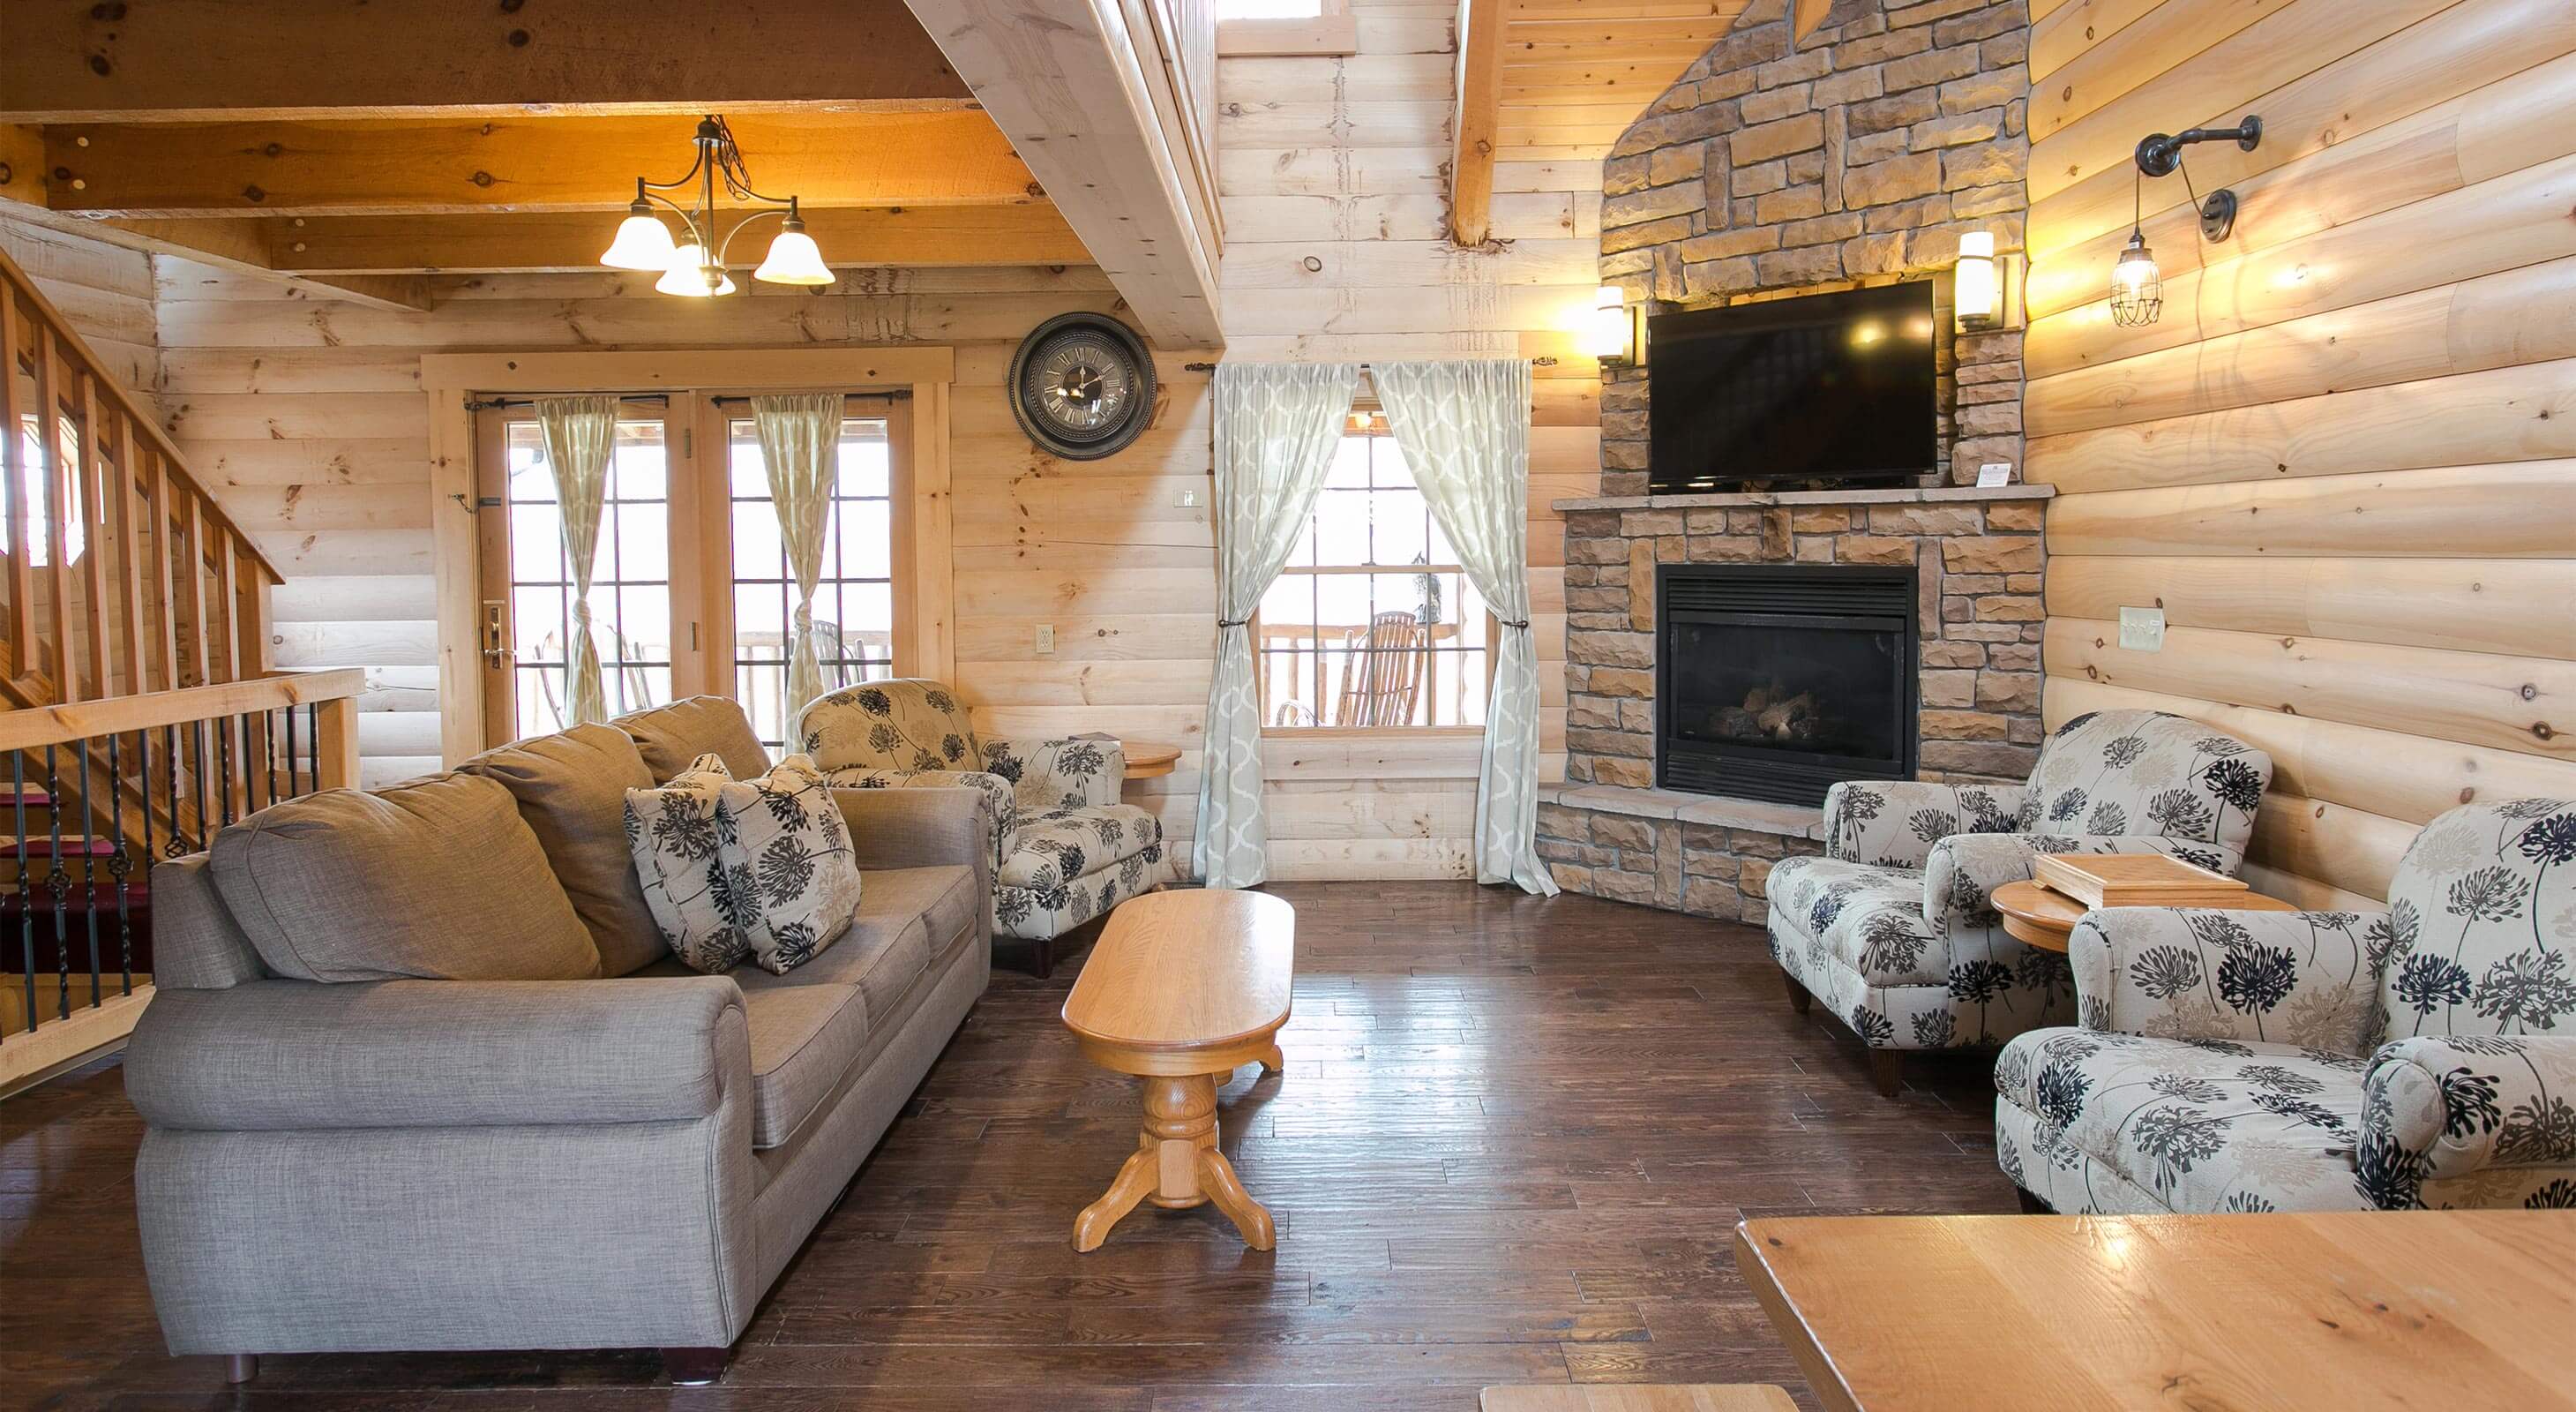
{"left": 1454, "top": 0, "right": 1756, "bottom": 244}
{"left": 0, "top": 0, "right": 1090, "bottom": 310}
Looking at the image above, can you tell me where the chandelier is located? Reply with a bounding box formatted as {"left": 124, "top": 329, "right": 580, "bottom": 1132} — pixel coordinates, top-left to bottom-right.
{"left": 599, "top": 115, "right": 834, "bottom": 297}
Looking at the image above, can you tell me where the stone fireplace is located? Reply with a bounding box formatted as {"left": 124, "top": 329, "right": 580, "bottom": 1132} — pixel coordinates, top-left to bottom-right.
{"left": 1658, "top": 563, "right": 1917, "bottom": 806}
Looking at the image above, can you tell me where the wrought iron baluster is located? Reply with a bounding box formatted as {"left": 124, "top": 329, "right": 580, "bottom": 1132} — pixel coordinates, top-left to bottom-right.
{"left": 44, "top": 745, "right": 67, "bottom": 1021}
{"left": 283, "top": 704, "right": 302, "bottom": 799}
{"left": 306, "top": 703, "right": 319, "bottom": 791}
{"left": 77, "top": 741, "right": 101, "bottom": 1010}
{"left": 106, "top": 733, "right": 132, "bottom": 995}
{"left": 163, "top": 724, "right": 184, "bottom": 858}
{"left": 215, "top": 715, "right": 233, "bottom": 828}
{"left": 14, "top": 751, "right": 34, "bottom": 1033}
{"left": 139, "top": 730, "right": 157, "bottom": 876}
{"left": 192, "top": 720, "right": 211, "bottom": 849}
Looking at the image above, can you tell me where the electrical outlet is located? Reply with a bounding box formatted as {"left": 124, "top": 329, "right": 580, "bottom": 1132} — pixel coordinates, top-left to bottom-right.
{"left": 1035, "top": 622, "right": 1055, "bottom": 655}
{"left": 2118, "top": 605, "right": 2166, "bottom": 652}
{"left": 1175, "top": 486, "right": 1202, "bottom": 508}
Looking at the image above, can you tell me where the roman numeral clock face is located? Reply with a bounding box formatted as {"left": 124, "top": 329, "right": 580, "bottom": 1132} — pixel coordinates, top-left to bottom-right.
{"left": 1008, "top": 312, "right": 1157, "bottom": 461}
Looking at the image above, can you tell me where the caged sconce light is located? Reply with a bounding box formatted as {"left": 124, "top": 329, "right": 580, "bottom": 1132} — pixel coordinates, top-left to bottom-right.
{"left": 2109, "top": 115, "right": 2261, "bottom": 327}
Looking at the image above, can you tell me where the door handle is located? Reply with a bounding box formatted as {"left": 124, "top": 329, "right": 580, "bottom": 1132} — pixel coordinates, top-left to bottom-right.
{"left": 482, "top": 600, "right": 512, "bottom": 668}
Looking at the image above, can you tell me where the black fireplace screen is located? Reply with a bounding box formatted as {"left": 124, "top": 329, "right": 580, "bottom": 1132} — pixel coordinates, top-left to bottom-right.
{"left": 1657, "top": 564, "right": 1916, "bottom": 807}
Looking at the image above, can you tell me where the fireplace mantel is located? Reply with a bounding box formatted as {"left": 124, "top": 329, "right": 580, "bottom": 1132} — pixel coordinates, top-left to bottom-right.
{"left": 1555, "top": 484, "right": 2054, "bottom": 514}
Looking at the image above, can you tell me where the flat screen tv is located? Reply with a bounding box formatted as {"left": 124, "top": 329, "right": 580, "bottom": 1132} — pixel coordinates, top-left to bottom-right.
{"left": 1646, "top": 280, "right": 1938, "bottom": 493}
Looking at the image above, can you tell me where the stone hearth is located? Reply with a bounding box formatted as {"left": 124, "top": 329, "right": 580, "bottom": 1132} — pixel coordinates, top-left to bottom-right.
{"left": 1541, "top": 482, "right": 2049, "bottom": 920}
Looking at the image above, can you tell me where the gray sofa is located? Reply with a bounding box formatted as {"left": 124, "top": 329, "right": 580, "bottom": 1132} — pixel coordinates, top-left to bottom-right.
{"left": 122, "top": 697, "right": 992, "bottom": 1386}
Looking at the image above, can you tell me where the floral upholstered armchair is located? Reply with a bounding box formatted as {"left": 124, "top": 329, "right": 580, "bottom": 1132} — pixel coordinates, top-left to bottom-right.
{"left": 794, "top": 679, "right": 1171, "bottom": 974}
{"left": 1766, "top": 709, "right": 2273, "bottom": 1096}
{"left": 1996, "top": 798, "right": 2576, "bottom": 1214}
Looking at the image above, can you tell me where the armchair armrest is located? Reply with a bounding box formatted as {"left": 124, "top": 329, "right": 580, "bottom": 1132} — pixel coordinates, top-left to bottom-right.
{"left": 2361, "top": 1036, "right": 2576, "bottom": 1190}
{"left": 982, "top": 734, "right": 1126, "bottom": 811}
{"left": 1924, "top": 832, "right": 2244, "bottom": 935}
{"left": 1821, "top": 780, "right": 2022, "bottom": 867}
{"left": 2064, "top": 905, "right": 2384, "bottom": 1048}
{"left": 124, "top": 976, "right": 747, "bottom": 1131}
{"left": 820, "top": 764, "right": 1016, "bottom": 864}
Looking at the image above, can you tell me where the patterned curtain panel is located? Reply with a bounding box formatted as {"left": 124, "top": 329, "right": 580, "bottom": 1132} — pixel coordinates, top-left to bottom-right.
{"left": 1194, "top": 362, "right": 1360, "bottom": 888}
{"left": 753, "top": 392, "right": 845, "bottom": 719}
{"left": 1372, "top": 359, "right": 1557, "bottom": 896}
{"left": 534, "top": 394, "right": 621, "bottom": 725}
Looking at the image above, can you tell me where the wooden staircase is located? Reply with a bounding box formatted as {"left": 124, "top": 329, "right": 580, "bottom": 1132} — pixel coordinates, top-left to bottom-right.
{"left": 2, "top": 238, "right": 365, "bottom": 1094}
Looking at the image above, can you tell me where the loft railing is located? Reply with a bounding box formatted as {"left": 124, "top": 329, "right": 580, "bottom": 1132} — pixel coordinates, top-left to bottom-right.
{"left": 0, "top": 668, "right": 363, "bottom": 1096}
{"left": 2, "top": 239, "right": 283, "bottom": 710}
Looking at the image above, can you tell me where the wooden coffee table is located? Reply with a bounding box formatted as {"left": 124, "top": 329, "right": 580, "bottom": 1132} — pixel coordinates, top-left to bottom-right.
{"left": 1993, "top": 878, "right": 2296, "bottom": 953}
{"left": 1061, "top": 888, "right": 1293, "bottom": 1251}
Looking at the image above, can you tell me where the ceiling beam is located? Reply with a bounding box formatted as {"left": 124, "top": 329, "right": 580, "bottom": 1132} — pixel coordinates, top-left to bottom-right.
{"left": 900, "top": 0, "right": 1221, "bottom": 348}
{"left": 1449, "top": 0, "right": 1506, "bottom": 247}
{"left": 41, "top": 111, "right": 1043, "bottom": 219}
{"left": 252, "top": 206, "right": 1093, "bottom": 273}
{"left": 0, "top": 0, "right": 970, "bottom": 123}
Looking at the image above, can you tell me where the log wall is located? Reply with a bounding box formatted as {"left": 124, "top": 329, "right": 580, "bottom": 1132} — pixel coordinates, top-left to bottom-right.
{"left": 1211, "top": 0, "right": 1598, "bottom": 879}
{"left": 2024, "top": 0, "right": 2576, "bottom": 905}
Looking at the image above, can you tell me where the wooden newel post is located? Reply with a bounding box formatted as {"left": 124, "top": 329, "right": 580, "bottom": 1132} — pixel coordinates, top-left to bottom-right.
{"left": 315, "top": 696, "right": 361, "bottom": 792}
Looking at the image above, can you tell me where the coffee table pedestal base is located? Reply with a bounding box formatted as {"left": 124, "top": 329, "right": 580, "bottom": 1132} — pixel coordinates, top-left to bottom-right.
{"left": 1074, "top": 1067, "right": 1278, "bottom": 1252}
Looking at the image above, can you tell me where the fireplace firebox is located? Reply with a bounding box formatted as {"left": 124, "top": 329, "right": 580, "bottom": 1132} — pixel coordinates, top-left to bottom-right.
{"left": 1656, "top": 564, "right": 1917, "bottom": 807}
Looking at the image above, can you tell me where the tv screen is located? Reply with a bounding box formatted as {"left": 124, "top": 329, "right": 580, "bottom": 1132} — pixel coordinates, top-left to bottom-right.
{"left": 1646, "top": 281, "right": 1938, "bottom": 492}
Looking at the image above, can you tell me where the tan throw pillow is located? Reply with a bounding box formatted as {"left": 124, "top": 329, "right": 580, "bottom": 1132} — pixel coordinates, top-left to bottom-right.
{"left": 614, "top": 695, "right": 772, "bottom": 784}
{"left": 625, "top": 754, "right": 753, "bottom": 974}
{"left": 717, "top": 755, "right": 863, "bottom": 973}
{"left": 461, "top": 723, "right": 664, "bottom": 975}
{"left": 209, "top": 772, "right": 603, "bottom": 983}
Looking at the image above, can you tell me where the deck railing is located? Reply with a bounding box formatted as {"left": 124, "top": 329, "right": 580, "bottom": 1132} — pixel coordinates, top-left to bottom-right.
{"left": 0, "top": 669, "right": 363, "bottom": 1096}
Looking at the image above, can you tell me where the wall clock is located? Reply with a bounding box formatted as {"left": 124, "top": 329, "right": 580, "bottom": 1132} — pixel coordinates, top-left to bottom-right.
{"left": 1008, "top": 312, "right": 1156, "bottom": 461}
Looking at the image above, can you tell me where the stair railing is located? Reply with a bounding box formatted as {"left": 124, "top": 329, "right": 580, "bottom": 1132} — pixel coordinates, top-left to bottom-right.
{"left": 3, "top": 239, "right": 283, "bottom": 708}
{"left": 0, "top": 668, "right": 363, "bottom": 1096}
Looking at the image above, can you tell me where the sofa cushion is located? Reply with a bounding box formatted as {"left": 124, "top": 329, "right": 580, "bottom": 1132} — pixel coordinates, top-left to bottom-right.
{"left": 727, "top": 864, "right": 972, "bottom": 1018}
{"left": 717, "top": 756, "right": 862, "bottom": 974}
{"left": 209, "top": 773, "right": 602, "bottom": 983}
{"left": 615, "top": 695, "right": 771, "bottom": 783}
{"left": 462, "top": 723, "right": 664, "bottom": 976}
{"left": 734, "top": 981, "right": 869, "bottom": 1149}
{"left": 1996, "top": 1027, "right": 2375, "bottom": 1213}
{"left": 625, "top": 755, "right": 753, "bottom": 974}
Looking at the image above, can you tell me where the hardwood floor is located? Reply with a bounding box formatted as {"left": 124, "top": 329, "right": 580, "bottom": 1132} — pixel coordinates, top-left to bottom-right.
{"left": 1, "top": 882, "right": 2021, "bottom": 1410}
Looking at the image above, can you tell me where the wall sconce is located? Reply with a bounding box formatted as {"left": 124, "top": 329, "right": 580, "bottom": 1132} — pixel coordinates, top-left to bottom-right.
{"left": 2109, "top": 115, "right": 2260, "bottom": 327}
{"left": 1955, "top": 231, "right": 1998, "bottom": 329}
{"left": 1588, "top": 285, "right": 1646, "bottom": 367}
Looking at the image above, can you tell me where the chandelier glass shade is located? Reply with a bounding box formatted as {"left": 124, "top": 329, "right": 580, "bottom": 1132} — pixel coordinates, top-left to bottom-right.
{"left": 602, "top": 115, "right": 834, "bottom": 297}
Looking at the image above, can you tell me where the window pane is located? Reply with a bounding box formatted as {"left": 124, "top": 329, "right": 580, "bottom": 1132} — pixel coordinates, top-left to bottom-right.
{"left": 496, "top": 417, "right": 672, "bottom": 741}
{"left": 727, "top": 412, "right": 897, "bottom": 748}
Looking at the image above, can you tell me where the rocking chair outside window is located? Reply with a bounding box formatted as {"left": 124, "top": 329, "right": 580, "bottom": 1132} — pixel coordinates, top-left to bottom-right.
{"left": 1272, "top": 611, "right": 1430, "bottom": 728}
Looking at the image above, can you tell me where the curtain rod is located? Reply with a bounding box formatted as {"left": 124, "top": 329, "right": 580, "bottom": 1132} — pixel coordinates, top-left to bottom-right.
{"left": 462, "top": 391, "right": 907, "bottom": 411}
{"left": 1179, "top": 357, "right": 1558, "bottom": 372}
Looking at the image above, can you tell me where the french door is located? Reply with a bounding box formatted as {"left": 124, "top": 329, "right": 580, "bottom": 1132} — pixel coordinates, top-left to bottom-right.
{"left": 474, "top": 391, "right": 911, "bottom": 752}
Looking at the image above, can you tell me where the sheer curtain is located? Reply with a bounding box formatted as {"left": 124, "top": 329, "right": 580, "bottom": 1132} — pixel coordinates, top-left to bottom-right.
{"left": 1372, "top": 359, "right": 1556, "bottom": 895}
{"left": 533, "top": 395, "right": 620, "bottom": 725}
{"left": 1194, "top": 362, "right": 1360, "bottom": 889}
{"left": 753, "top": 392, "right": 844, "bottom": 721}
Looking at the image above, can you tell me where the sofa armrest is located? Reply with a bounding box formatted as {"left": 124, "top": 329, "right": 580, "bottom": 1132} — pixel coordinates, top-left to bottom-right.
{"left": 2361, "top": 1036, "right": 2576, "bottom": 1190}
{"left": 1820, "top": 780, "right": 2022, "bottom": 866}
{"left": 124, "top": 976, "right": 747, "bottom": 1131}
{"left": 983, "top": 733, "right": 1125, "bottom": 811}
{"left": 832, "top": 783, "right": 996, "bottom": 890}
{"left": 2064, "top": 905, "right": 2385, "bottom": 1048}
{"left": 1923, "top": 832, "right": 2245, "bottom": 935}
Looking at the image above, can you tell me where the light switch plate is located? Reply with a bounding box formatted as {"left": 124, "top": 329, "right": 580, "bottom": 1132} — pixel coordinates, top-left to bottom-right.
{"left": 1035, "top": 623, "right": 1055, "bottom": 655}
{"left": 2118, "top": 605, "right": 2165, "bottom": 651}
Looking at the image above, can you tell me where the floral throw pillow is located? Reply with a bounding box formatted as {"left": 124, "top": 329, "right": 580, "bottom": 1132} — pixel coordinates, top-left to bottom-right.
{"left": 623, "top": 753, "right": 753, "bottom": 974}
{"left": 715, "top": 755, "right": 863, "bottom": 974}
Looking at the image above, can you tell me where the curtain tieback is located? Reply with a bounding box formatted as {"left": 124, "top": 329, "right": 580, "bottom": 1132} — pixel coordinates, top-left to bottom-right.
{"left": 1498, "top": 618, "right": 1531, "bottom": 630}
{"left": 1217, "top": 617, "right": 1252, "bottom": 628}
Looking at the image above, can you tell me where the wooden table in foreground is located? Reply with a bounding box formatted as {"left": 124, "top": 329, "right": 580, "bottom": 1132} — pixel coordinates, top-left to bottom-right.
{"left": 1061, "top": 888, "right": 1292, "bottom": 1252}
{"left": 1734, "top": 1211, "right": 2576, "bottom": 1411}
